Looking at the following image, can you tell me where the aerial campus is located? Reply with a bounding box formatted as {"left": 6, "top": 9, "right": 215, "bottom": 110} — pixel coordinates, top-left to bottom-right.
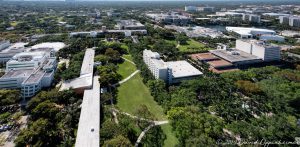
{"left": 0, "top": 0, "right": 300, "bottom": 147}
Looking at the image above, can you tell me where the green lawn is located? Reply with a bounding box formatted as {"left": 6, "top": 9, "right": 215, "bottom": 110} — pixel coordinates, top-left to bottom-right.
{"left": 166, "top": 39, "right": 211, "bottom": 53}
{"left": 116, "top": 73, "right": 178, "bottom": 146}
{"left": 117, "top": 59, "right": 137, "bottom": 79}
{"left": 122, "top": 54, "right": 133, "bottom": 62}
{"left": 178, "top": 39, "right": 211, "bottom": 52}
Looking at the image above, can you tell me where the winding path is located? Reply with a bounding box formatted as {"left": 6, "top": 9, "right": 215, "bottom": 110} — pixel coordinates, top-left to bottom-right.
{"left": 111, "top": 55, "right": 169, "bottom": 146}
{"left": 110, "top": 108, "right": 169, "bottom": 146}
{"left": 112, "top": 70, "right": 140, "bottom": 87}
{"left": 122, "top": 57, "right": 136, "bottom": 65}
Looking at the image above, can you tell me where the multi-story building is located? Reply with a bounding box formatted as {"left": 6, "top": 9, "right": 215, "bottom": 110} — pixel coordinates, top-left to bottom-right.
{"left": 185, "top": 6, "right": 198, "bottom": 12}
{"left": 289, "top": 16, "right": 300, "bottom": 27}
{"left": 146, "top": 13, "right": 191, "bottom": 25}
{"left": 242, "top": 14, "right": 261, "bottom": 23}
{"left": 198, "top": 7, "right": 215, "bottom": 12}
{"left": 235, "top": 40, "right": 281, "bottom": 61}
{"left": 0, "top": 40, "right": 10, "bottom": 51}
{"left": 143, "top": 49, "right": 202, "bottom": 84}
{"left": 115, "top": 19, "right": 145, "bottom": 30}
{"left": 0, "top": 48, "right": 57, "bottom": 98}
{"left": 191, "top": 39, "right": 281, "bottom": 73}
{"left": 0, "top": 42, "right": 26, "bottom": 64}
{"left": 279, "top": 15, "right": 300, "bottom": 27}
{"left": 279, "top": 16, "right": 290, "bottom": 25}
{"left": 226, "top": 27, "right": 277, "bottom": 39}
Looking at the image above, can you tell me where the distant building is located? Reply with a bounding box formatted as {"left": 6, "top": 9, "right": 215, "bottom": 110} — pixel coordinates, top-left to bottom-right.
{"left": 185, "top": 6, "right": 198, "bottom": 12}
{"left": 279, "top": 15, "right": 300, "bottom": 27}
{"left": 0, "top": 42, "right": 26, "bottom": 64}
{"left": 279, "top": 16, "right": 290, "bottom": 25}
{"left": 191, "top": 39, "right": 281, "bottom": 73}
{"left": 0, "top": 40, "right": 10, "bottom": 51}
{"left": 115, "top": 19, "right": 145, "bottom": 30}
{"left": 289, "top": 16, "right": 300, "bottom": 27}
{"left": 235, "top": 39, "right": 281, "bottom": 61}
{"left": 164, "top": 25, "right": 223, "bottom": 38}
{"left": 242, "top": 14, "right": 261, "bottom": 23}
{"left": 0, "top": 48, "right": 57, "bottom": 98}
{"left": 143, "top": 49, "right": 202, "bottom": 84}
{"left": 198, "top": 7, "right": 215, "bottom": 12}
{"left": 146, "top": 13, "right": 191, "bottom": 25}
{"left": 262, "top": 13, "right": 290, "bottom": 18}
{"left": 226, "top": 27, "right": 277, "bottom": 39}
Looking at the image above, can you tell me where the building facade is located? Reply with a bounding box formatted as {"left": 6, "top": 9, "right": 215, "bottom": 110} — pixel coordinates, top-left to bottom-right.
{"left": 0, "top": 40, "right": 10, "bottom": 51}
{"left": 143, "top": 49, "right": 202, "bottom": 84}
{"left": 0, "top": 48, "right": 57, "bottom": 98}
{"left": 236, "top": 40, "right": 281, "bottom": 61}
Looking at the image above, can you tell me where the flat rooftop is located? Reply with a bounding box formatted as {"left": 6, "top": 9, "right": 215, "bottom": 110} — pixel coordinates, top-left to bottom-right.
{"left": 23, "top": 70, "right": 45, "bottom": 85}
{"left": 209, "top": 67, "right": 239, "bottom": 73}
{"left": 206, "top": 59, "right": 233, "bottom": 68}
{"left": 226, "top": 27, "right": 275, "bottom": 35}
{"left": 60, "top": 74, "right": 93, "bottom": 90}
{"left": 210, "top": 49, "right": 261, "bottom": 63}
{"left": 60, "top": 49, "right": 95, "bottom": 91}
{"left": 1, "top": 69, "right": 33, "bottom": 79}
{"left": 189, "top": 53, "right": 219, "bottom": 61}
{"left": 80, "top": 49, "right": 95, "bottom": 76}
{"left": 75, "top": 76, "right": 100, "bottom": 147}
{"left": 166, "top": 61, "right": 203, "bottom": 78}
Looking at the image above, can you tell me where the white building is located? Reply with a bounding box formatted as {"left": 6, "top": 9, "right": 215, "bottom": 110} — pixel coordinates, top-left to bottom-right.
{"left": 289, "top": 16, "right": 300, "bottom": 27}
{"left": 185, "top": 6, "right": 198, "bottom": 12}
{"left": 279, "top": 16, "right": 290, "bottom": 25}
{"left": 143, "top": 49, "right": 202, "bottom": 84}
{"left": 115, "top": 19, "right": 145, "bottom": 30}
{"left": 279, "top": 15, "right": 300, "bottom": 27}
{"left": 146, "top": 13, "right": 191, "bottom": 25}
{"left": 226, "top": 27, "right": 277, "bottom": 39}
{"left": 0, "top": 40, "right": 10, "bottom": 51}
{"left": 0, "top": 42, "right": 26, "bottom": 64}
{"left": 236, "top": 39, "right": 281, "bottom": 61}
{"left": 0, "top": 48, "right": 57, "bottom": 98}
{"left": 198, "top": 7, "right": 215, "bottom": 12}
{"left": 242, "top": 14, "right": 261, "bottom": 23}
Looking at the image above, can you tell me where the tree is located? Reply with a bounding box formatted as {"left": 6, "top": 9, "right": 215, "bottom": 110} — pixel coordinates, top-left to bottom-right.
{"left": 94, "top": 54, "right": 109, "bottom": 64}
{"left": 175, "top": 33, "right": 189, "bottom": 45}
{"left": 15, "top": 118, "right": 59, "bottom": 147}
{"left": 105, "top": 48, "right": 121, "bottom": 63}
{"left": 0, "top": 89, "right": 20, "bottom": 106}
{"left": 103, "top": 135, "right": 132, "bottom": 147}
{"left": 167, "top": 106, "right": 224, "bottom": 146}
{"left": 235, "top": 80, "right": 262, "bottom": 95}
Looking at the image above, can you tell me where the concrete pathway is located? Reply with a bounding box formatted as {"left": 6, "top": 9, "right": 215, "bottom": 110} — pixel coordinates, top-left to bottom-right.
{"left": 112, "top": 70, "right": 140, "bottom": 87}
{"left": 122, "top": 57, "right": 136, "bottom": 65}
{"left": 110, "top": 108, "right": 169, "bottom": 146}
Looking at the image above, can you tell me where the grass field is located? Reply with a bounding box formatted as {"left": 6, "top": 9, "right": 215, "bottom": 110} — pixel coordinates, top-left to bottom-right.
{"left": 117, "top": 58, "right": 137, "bottom": 79}
{"left": 122, "top": 54, "right": 133, "bottom": 61}
{"left": 167, "top": 39, "right": 211, "bottom": 53}
{"left": 116, "top": 71, "right": 178, "bottom": 146}
{"left": 178, "top": 39, "right": 211, "bottom": 52}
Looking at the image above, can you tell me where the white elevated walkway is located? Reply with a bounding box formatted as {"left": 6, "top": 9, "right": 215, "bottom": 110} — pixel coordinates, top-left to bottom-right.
{"left": 75, "top": 76, "right": 100, "bottom": 147}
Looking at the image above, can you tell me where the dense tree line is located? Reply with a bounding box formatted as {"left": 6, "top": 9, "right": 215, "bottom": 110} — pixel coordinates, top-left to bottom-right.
{"left": 15, "top": 89, "right": 82, "bottom": 147}
{"left": 61, "top": 52, "right": 84, "bottom": 80}
{"left": 145, "top": 66, "right": 300, "bottom": 146}
{"left": 0, "top": 90, "right": 20, "bottom": 106}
